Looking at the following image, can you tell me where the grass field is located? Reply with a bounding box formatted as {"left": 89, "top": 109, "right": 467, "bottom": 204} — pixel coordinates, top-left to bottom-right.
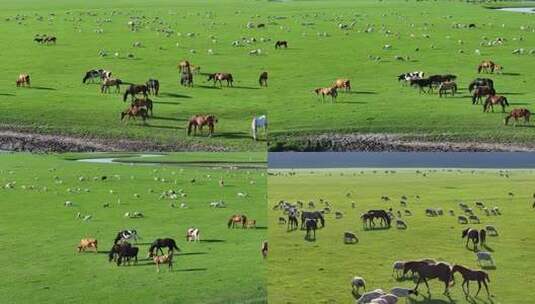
{"left": 268, "top": 168, "right": 535, "bottom": 303}
{"left": 3, "top": 0, "right": 535, "bottom": 151}
{"left": 0, "top": 152, "right": 267, "bottom": 303}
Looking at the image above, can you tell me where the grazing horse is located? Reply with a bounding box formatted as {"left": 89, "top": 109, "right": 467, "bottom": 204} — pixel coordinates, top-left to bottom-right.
{"left": 484, "top": 95, "right": 508, "bottom": 112}
{"left": 429, "top": 74, "right": 457, "bottom": 85}
{"left": 478, "top": 60, "right": 498, "bottom": 74}
{"left": 287, "top": 213, "right": 299, "bottom": 231}
{"left": 148, "top": 238, "right": 180, "bottom": 257}
{"left": 301, "top": 211, "right": 325, "bottom": 229}
{"left": 83, "top": 69, "right": 111, "bottom": 84}
{"left": 404, "top": 261, "right": 453, "bottom": 295}
{"left": 438, "top": 81, "right": 457, "bottom": 97}
{"left": 314, "top": 87, "right": 338, "bottom": 102}
{"left": 361, "top": 213, "right": 375, "bottom": 229}
{"left": 367, "top": 210, "right": 391, "bottom": 228}
{"left": 114, "top": 230, "right": 139, "bottom": 244}
{"left": 275, "top": 40, "right": 288, "bottom": 49}
{"left": 504, "top": 108, "right": 531, "bottom": 126}
{"left": 259, "top": 71, "right": 268, "bottom": 87}
{"left": 333, "top": 79, "right": 351, "bottom": 92}
{"left": 131, "top": 98, "right": 153, "bottom": 116}
{"left": 177, "top": 60, "right": 191, "bottom": 73}
{"left": 252, "top": 115, "right": 267, "bottom": 141}
{"left": 120, "top": 105, "right": 149, "bottom": 124}
{"left": 16, "top": 74, "right": 30, "bottom": 87}
{"left": 452, "top": 265, "right": 491, "bottom": 297}
{"left": 123, "top": 84, "right": 149, "bottom": 101}
{"left": 469, "top": 78, "right": 494, "bottom": 92}
{"left": 187, "top": 115, "right": 218, "bottom": 136}
{"left": 472, "top": 86, "right": 495, "bottom": 104}
{"left": 462, "top": 228, "right": 479, "bottom": 250}
{"left": 228, "top": 214, "right": 247, "bottom": 228}
{"left": 180, "top": 70, "right": 193, "bottom": 87}
{"left": 207, "top": 73, "right": 233, "bottom": 87}
{"left": 101, "top": 78, "right": 122, "bottom": 93}
{"left": 44, "top": 36, "right": 57, "bottom": 44}
{"left": 146, "top": 79, "right": 159, "bottom": 95}
{"left": 116, "top": 245, "right": 139, "bottom": 266}
{"left": 153, "top": 252, "right": 174, "bottom": 272}
{"left": 304, "top": 218, "right": 317, "bottom": 241}
{"left": 410, "top": 78, "right": 433, "bottom": 93}
{"left": 108, "top": 242, "right": 131, "bottom": 262}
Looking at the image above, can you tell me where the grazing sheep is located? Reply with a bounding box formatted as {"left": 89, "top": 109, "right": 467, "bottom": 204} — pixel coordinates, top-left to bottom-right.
{"left": 458, "top": 215, "right": 468, "bottom": 224}
{"left": 344, "top": 232, "right": 359, "bottom": 244}
{"left": 64, "top": 201, "right": 73, "bottom": 207}
{"left": 396, "top": 219, "right": 407, "bottom": 230}
{"left": 449, "top": 210, "right": 455, "bottom": 216}
{"left": 82, "top": 215, "right": 92, "bottom": 221}
{"left": 485, "top": 225, "right": 498, "bottom": 236}
{"left": 335, "top": 211, "right": 343, "bottom": 219}
{"left": 390, "top": 287, "right": 417, "bottom": 298}
{"left": 392, "top": 261, "right": 404, "bottom": 278}
{"left": 492, "top": 207, "right": 501, "bottom": 215}
{"left": 357, "top": 289, "right": 386, "bottom": 304}
{"left": 371, "top": 294, "right": 398, "bottom": 304}
{"left": 404, "top": 210, "right": 412, "bottom": 216}
{"left": 476, "top": 251, "right": 494, "bottom": 266}
{"left": 278, "top": 217, "right": 287, "bottom": 224}
{"left": 469, "top": 215, "right": 480, "bottom": 224}
{"left": 351, "top": 276, "right": 366, "bottom": 294}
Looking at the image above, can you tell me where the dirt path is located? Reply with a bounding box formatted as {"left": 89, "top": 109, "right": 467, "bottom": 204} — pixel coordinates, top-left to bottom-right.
{"left": 0, "top": 129, "right": 228, "bottom": 152}
{"left": 269, "top": 133, "right": 535, "bottom": 152}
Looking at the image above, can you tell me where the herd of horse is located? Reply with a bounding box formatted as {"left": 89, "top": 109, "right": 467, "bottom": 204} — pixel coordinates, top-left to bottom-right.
{"left": 33, "top": 34, "right": 57, "bottom": 44}
{"left": 399, "top": 60, "right": 531, "bottom": 126}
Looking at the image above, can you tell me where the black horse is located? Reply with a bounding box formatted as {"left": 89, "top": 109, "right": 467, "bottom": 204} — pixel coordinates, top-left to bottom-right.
{"left": 301, "top": 211, "right": 325, "bottom": 229}
{"left": 469, "top": 78, "right": 494, "bottom": 92}
{"left": 180, "top": 71, "right": 193, "bottom": 87}
{"left": 146, "top": 79, "right": 159, "bottom": 96}
{"left": 428, "top": 74, "right": 457, "bottom": 84}
{"left": 117, "top": 245, "right": 139, "bottom": 266}
{"left": 410, "top": 78, "right": 433, "bottom": 93}
{"left": 148, "top": 238, "right": 180, "bottom": 257}
{"left": 275, "top": 40, "right": 288, "bottom": 49}
{"left": 123, "top": 84, "right": 149, "bottom": 101}
{"left": 304, "top": 218, "right": 317, "bottom": 241}
{"left": 367, "top": 209, "right": 391, "bottom": 228}
{"left": 108, "top": 242, "right": 131, "bottom": 262}
{"left": 287, "top": 213, "right": 299, "bottom": 231}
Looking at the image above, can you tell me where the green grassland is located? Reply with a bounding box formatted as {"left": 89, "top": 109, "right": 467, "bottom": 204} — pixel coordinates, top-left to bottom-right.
{"left": 0, "top": 153, "right": 267, "bottom": 303}
{"left": 268, "top": 168, "right": 535, "bottom": 303}
{"left": 3, "top": 0, "right": 535, "bottom": 151}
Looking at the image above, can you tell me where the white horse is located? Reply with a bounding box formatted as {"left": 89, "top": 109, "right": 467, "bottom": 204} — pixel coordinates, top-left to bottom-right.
{"left": 186, "top": 228, "right": 200, "bottom": 242}
{"left": 252, "top": 115, "right": 267, "bottom": 141}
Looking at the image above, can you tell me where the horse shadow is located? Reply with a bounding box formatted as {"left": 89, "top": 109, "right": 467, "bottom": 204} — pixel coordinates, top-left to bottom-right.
{"left": 501, "top": 72, "right": 521, "bottom": 76}
{"left": 0, "top": 93, "right": 15, "bottom": 96}
{"left": 161, "top": 92, "right": 192, "bottom": 99}
{"left": 215, "top": 132, "right": 250, "bottom": 139}
{"left": 153, "top": 101, "right": 181, "bottom": 106}
{"left": 254, "top": 226, "right": 268, "bottom": 230}
{"left": 510, "top": 102, "right": 529, "bottom": 105}
{"left": 337, "top": 101, "right": 368, "bottom": 104}
{"left": 363, "top": 226, "right": 391, "bottom": 232}
{"left": 407, "top": 296, "right": 456, "bottom": 304}
{"left": 179, "top": 252, "right": 208, "bottom": 256}
{"left": 481, "top": 265, "right": 496, "bottom": 270}
{"left": 200, "top": 239, "right": 225, "bottom": 243}
{"left": 31, "top": 86, "right": 56, "bottom": 90}
{"left": 346, "top": 91, "right": 377, "bottom": 95}
{"left": 175, "top": 267, "right": 207, "bottom": 272}
{"left": 145, "top": 124, "right": 183, "bottom": 130}
{"left": 152, "top": 115, "right": 185, "bottom": 122}
{"left": 197, "top": 85, "right": 221, "bottom": 90}
{"left": 232, "top": 85, "right": 260, "bottom": 90}
{"left": 500, "top": 92, "right": 524, "bottom": 95}
{"left": 481, "top": 244, "right": 494, "bottom": 252}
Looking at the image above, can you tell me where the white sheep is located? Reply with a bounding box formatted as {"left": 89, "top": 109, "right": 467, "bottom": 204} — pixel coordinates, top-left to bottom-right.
{"left": 357, "top": 289, "right": 385, "bottom": 304}
{"left": 64, "top": 201, "right": 73, "bottom": 207}
{"left": 82, "top": 215, "right": 92, "bottom": 221}
{"left": 476, "top": 251, "right": 494, "bottom": 266}
{"left": 485, "top": 225, "right": 498, "bottom": 236}
{"left": 351, "top": 276, "right": 366, "bottom": 294}
{"left": 390, "top": 287, "right": 418, "bottom": 298}
{"left": 371, "top": 294, "right": 398, "bottom": 304}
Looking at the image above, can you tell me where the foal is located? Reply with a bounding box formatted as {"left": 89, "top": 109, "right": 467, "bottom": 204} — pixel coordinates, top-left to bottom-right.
{"left": 452, "top": 264, "right": 491, "bottom": 297}
{"left": 314, "top": 87, "right": 338, "bottom": 103}
{"left": 153, "top": 252, "right": 173, "bottom": 272}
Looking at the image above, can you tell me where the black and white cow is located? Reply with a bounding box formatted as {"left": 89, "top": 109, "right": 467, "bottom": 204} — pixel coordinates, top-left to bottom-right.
{"left": 114, "top": 229, "right": 139, "bottom": 244}
{"left": 397, "top": 71, "right": 425, "bottom": 84}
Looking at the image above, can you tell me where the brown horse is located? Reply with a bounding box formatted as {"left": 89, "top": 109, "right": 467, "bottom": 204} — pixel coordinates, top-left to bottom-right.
{"left": 333, "top": 79, "right": 351, "bottom": 92}
{"left": 177, "top": 60, "right": 191, "bottom": 73}
{"left": 131, "top": 98, "right": 153, "bottom": 116}
{"left": 123, "top": 84, "right": 149, "bottom": 101}
{"left": 472, "top": 86, "right": 496, "bottom": 104}
{"left": 452, "top": 264, "right": 491, "bottom": 297}
{"left": 187, "top": 115, "right": 218, "bottom": 136}
{"left": 16, "top": 74, "right": 31, "bottom": 87}
{"left": 438, "top": 81, "right": 457, "bottom": 97}
{"left": 403, "top": 261, "right": 453, "bottom": 295}
{"left": 259, "top": 71, "right": 268, "bottom": 87}
{"left": 478, "top": 60, "right": 498, "bottom": 74}
{"left": 228, "top": 214, "right": 247, "bottom": 228}
{"left": 504, "top": 108, "right": 531, "bottom": 126}
{"left": 314, "top": 87, "right": 338, "bottom": 103}
{"left": 483, "top": 95, "right": 508, "bottom": 113}
{"left": 101, "top": 78, "right": 122, "bottom": 93}
{"left": 207, "top": 73, "right": 233, "bottom": 87}
{"left": 275, "top": 40, "right": 288, "bottom": 49}
{"left": 120, "top": 105, "right": 149, "bottom": 124}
